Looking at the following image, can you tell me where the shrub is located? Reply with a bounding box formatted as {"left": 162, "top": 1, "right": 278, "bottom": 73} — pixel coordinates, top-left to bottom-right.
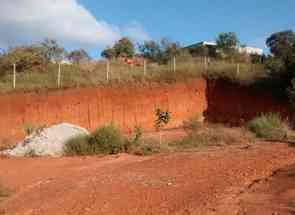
{"left": 91, "top": 124, "right": 125, "bottom": 154}
{"left": 64, "top": 124, "right": 126, "bottom": 156}
{"left": 247, "top": 113, "right": 287, "bottom": 139}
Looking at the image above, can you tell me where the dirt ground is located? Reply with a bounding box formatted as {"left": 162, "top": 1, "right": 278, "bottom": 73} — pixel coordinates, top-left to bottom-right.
{"left": 0, "top": 142, "right": 295, "bottom": 215}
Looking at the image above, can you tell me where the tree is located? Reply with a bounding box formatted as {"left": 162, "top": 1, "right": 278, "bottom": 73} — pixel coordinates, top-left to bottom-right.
{"left": 101, "top": 47, "right": 115, "bottom": 59}
{"left": 113, "top": 37, "right": 135, "bottom": 58}
{"left": 138, "top": 38, "right": 182, "bottom": 64}
{"left": 68, "top": 49, "right": 90, "bottom": 64}
{"left": 266, "top": 30, "right": 295, "bottom": 62}
{"left": 216, "top": 32, "right": 239, "bottom": 59}
{"left": 1, "top": 45, "right": 45, "bottom": 72}
{"left": 41, "top": 38, "right": 66, "bottom": 63}
{"left": 101, "top": 37, "right": 135, "bottom": 59}
{"left": 138, "top": 40, "right": 161, "bottom": 62}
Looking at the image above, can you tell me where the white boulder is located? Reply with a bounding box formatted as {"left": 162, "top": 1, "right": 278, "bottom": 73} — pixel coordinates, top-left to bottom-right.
{"left": 3, "top": 123, "right": 89, "bottom": 157}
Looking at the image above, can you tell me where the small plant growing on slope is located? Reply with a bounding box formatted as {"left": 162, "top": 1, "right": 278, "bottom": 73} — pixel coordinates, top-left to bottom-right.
{"left": 155, "top": 108, "right": 171, "bottom": 130}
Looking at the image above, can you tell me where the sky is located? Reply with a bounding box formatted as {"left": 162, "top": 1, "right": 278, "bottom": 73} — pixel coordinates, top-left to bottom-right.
{"left": 0, "top": 0, "right": 294, "bottom": 58}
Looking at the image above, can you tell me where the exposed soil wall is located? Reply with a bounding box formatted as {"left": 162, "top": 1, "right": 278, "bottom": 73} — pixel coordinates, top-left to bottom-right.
{"left": 205, "top": 80, "right": 290, "bottom": 125}
{"left": 0, "top": 80, "right": 207, "bottom": 145}
{"left": 0, "top": 78, "right": 291, "bottom": 147}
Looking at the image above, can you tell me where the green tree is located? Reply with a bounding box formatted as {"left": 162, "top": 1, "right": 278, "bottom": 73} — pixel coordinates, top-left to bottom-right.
{"left": 138, "top": 38, "right": 182, "bottom": 64}
{"left": 41, "top": 38, "right": 66, "bottom": 63}
{"left": 68, "top": 49, "right": 90, "bottom": 64}
{"left": 1, "top": 46, "right": 45, "bottom": 72}
{"left": 101, "top": 37, "right": 135, "bottom": 59}
{"left": 113, "top": 37, "right": 135, "bottom": 58}
{"left": 101, "top": 47, "right": 115, "bottom": 59}
{"left": 216, "top": 32, "right": 239, "bottom": 59}
{"left": 266, "top": 30, "right": 295, "bottom": 61}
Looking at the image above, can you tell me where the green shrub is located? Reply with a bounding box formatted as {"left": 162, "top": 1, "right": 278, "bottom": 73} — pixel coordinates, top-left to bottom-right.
{"left": 247, "top": 113, "right": 287, "bottom": 139}
{"left": 91, "top": 125, "right": 125, "bottom": 154}
{"left": 64, "top": 124, "right": 126, "bottom": 156}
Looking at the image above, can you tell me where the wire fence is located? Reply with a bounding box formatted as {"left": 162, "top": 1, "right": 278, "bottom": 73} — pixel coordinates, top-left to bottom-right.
{"left": 0, "top": 57, "right": 265, "bottom": 92}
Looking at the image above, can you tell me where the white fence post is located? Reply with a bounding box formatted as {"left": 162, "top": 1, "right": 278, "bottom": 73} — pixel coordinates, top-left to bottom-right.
{"left": 57, "top": 63, "right": 61, "bottom": 88}
{"left": 236, "top": 63, "right": 240, "bottom": 77}
{"left": 173, "top": 56, "right": 176, "bottom": 73}
{"left": 13, "top": 63, "right": 16, "bottom": 89}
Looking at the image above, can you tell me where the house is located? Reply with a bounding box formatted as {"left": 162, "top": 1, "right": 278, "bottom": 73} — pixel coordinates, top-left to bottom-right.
{"left": 185, "top": 41, "right": 263, "bottom": 56}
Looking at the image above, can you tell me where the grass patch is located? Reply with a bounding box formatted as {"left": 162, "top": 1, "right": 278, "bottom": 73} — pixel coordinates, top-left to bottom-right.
{"left": 170, "top": 124, "right": 255, "bottom": 151}
{"left": 0, "top": 59, "right": 266, "bottom": 93}
{"left": 247, "top": 113, "right": 288, "bottom": 139}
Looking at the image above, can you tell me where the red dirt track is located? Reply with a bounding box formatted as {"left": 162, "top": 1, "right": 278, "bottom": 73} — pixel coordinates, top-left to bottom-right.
{"left": 1, "top": 143, "right": 295, "bottom": 215}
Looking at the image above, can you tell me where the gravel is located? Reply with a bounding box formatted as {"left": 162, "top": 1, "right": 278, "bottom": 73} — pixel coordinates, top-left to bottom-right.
{"left": 2, "top": 123, "right": 90, "bottom": 157}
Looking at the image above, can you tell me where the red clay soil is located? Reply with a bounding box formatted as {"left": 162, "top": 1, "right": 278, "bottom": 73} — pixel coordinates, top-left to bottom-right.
{"left": 0, "top": 143, "right": 295, "bottom": 215}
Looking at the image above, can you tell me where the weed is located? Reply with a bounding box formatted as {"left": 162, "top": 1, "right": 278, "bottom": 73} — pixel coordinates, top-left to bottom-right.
{"left": 247, "top": 113, "right": 288, "bottom": 139}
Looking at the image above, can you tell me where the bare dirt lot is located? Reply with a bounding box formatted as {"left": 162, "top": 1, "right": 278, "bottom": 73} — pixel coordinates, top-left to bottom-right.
{"left": 0, "top": 142, "right": 295, "bottom": 215}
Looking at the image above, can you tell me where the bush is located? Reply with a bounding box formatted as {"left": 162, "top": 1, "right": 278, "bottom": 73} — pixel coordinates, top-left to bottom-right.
{"left": 91, "top": 125, "right": 125, "bottom": 154}
{"left": 64, "top": 124, "right": 126, "bottom": 156}
{"left": 247, "top": 113, "right": 287, "bottom": 139}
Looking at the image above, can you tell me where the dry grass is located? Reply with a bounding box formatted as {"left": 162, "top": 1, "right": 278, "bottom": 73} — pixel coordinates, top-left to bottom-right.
{"left": 169, "top": 124, "right": 256, "bottom": 151}
{"left": 0, "top": 58, "right": 265, "bottom": 93}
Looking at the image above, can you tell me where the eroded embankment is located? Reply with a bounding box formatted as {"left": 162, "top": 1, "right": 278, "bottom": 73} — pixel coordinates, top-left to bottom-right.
{"left": 0, "top": 79, "right": 207, "bottom": 146}
{"left": 206, "top": 80, "right": 290, "bottom": 125}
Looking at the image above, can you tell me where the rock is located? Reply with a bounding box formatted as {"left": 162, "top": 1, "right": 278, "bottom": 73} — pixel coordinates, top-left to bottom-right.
{"left": 2, "top": 123, "right": 89, "bottom": 157}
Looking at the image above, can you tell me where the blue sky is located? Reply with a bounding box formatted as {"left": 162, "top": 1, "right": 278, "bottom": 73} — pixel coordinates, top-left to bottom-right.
{"left": 1, "top": 0, "right": 294, "bottom": 58}
{"left": 81, "top": 0, "right": 295, "bottom": 56}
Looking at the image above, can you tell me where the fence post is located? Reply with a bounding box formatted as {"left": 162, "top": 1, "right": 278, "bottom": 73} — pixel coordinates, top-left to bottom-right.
{"left": 173, "top": 56, "right": 176, "bottom": 73}
{"left": 143, "top": 59, "right": 146, "bottom": 76}
{"left": 13, "top": 63, "right": 16, "bottom": 89}
{"left": 236, "top": 63, "right": 240, "bottom": 77}
{"left": 106, "top": 60, "right": 110, "bottom": 82}
{"left": 57, "top": 63, "right": 61, "bottom": 88}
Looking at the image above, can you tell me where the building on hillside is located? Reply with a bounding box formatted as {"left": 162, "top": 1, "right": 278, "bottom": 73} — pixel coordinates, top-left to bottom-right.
{"left": 185, "top": 41, "right": 263, "bottom": 56}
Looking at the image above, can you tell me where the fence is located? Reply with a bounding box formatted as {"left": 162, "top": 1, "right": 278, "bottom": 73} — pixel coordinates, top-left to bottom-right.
{"left": 0, "top": 57, "right": 265, "bottom": 92}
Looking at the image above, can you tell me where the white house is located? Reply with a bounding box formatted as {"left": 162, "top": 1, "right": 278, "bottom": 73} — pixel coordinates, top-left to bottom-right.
{"left": 186, "top": 41, "right": 264, "bottom": 56}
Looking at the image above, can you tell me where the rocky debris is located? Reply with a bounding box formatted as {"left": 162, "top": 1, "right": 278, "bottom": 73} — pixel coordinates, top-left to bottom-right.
{"left": 2, "top": 123, "right": 89, "bottom": 157}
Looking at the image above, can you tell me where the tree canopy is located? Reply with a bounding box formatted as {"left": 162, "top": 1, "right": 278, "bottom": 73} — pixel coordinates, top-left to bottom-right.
{"left": 101, "top": 37, "right": 135, "bottom": 59}
{"left": 216, "top": 32, "right": 239, "bottom": 58}
{"left": 68, "top": 49, "right": 90, "bottom": 64}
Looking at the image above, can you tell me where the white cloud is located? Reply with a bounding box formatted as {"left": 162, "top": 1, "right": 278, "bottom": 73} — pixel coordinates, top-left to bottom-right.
{"left": 0, "top": 0, "right": 149, "bottom": 50}
{"left": 123, "top": 22, "right": 151, "bottom": 42}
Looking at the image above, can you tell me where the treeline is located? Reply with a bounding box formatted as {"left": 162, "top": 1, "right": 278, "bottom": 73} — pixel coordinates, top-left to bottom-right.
{"left": 0, "top": 39, "right": 91, "bottom": 74}
{"left": 101, "top": 32, "right": 264, "bottom": 64}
